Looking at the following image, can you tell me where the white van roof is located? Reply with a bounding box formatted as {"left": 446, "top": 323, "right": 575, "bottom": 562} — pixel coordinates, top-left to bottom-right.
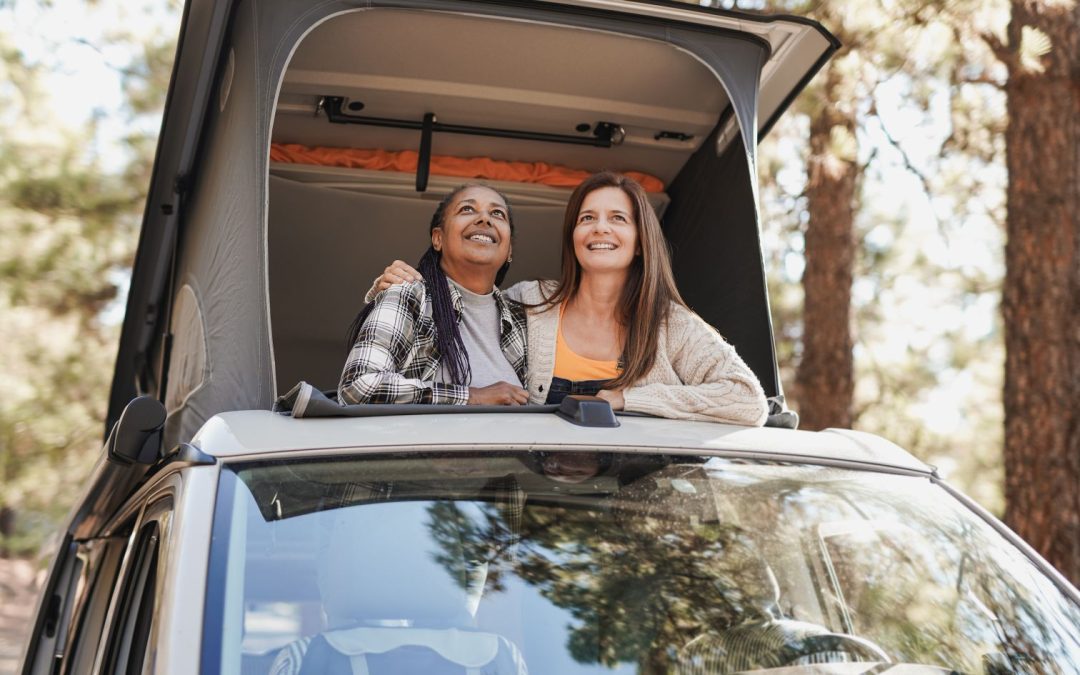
{"left": 192, "top": 410, "right": 932, "bottom": 475}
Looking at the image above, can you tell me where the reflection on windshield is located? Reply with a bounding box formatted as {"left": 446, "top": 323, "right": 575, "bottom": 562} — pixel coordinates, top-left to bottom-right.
{"left": 207, "top": 452, "right": 1080, "bottom": 675}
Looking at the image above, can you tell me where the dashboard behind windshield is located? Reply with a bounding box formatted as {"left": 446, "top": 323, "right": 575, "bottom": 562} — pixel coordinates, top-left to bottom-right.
{"left": 204, "top": 451, "right": 1079, "bottom": 674}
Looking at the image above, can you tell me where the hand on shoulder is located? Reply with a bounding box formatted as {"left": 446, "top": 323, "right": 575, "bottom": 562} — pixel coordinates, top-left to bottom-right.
{"left": 366, "top": 260, "right": 423, "bottom": 303}
{"left": 369, "top": 278, "right": 429, "bottom": 314}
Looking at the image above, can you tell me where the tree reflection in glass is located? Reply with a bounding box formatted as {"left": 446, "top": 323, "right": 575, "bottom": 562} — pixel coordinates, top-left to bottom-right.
{"left": 227, "top": 452, "right": 1080, "bottom": 675}
{"left": 419, "top": 458, "right": 1079, "bottom": 673}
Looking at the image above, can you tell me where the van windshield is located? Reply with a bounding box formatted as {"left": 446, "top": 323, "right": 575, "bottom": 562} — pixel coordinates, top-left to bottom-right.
{"left": 205, "top": 451, "right": 1080, "bottom": 674}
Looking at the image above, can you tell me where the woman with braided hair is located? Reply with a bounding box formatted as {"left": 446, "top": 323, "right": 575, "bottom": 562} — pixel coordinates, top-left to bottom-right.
{"left": 338, "top": 185, "right": 529, "bottom": 406}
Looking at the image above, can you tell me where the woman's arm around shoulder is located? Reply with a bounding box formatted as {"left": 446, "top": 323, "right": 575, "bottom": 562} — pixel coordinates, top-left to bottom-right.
{"left": 622, "top": 304, "right": 769, "bottom": 426}
{"left": 501, "top": 279, "right": 558, "bottom": 305}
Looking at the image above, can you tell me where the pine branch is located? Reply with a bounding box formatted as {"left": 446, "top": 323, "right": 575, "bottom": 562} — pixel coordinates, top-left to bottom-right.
{"left": 978, "top": 30, "right": 1011, "bottom": 67}
{"left": 871, "top": 106, "right": 932, "bottom": 188}
{"left": 957, "top": 73, "right": 1005, "bottom": 89}
{"left": 869, "top": 101, "right": 949, "bottom": 241}
{"left": 70, "top": 37, "right": 140, "bottom": 78}
{"left": 859, "top": 147, "right": 879, "bottom": 175}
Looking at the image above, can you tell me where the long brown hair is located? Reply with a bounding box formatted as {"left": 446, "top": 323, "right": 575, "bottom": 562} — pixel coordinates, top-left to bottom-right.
{"left": 538, "top": 171, "right": 686, "bottom": 389}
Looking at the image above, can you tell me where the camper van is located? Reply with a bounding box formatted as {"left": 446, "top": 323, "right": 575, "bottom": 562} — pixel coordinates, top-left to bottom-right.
{"left": 20, "top": 0, "right": 1080, "bottom": 673}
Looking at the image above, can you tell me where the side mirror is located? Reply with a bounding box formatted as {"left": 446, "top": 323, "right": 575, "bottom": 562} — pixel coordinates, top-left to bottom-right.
{"left": 106, "top": 396, "right": 167, "bottom": 465}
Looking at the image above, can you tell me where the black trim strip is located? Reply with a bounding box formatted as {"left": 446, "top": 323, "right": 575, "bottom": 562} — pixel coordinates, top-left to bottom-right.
{"left": 19, "top": 534, "right": 75, "bottom": 675}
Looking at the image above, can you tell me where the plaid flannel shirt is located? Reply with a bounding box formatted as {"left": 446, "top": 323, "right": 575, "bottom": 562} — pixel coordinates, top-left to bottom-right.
{"left": 338, "top": 280, "right": 528, "bottom": 405}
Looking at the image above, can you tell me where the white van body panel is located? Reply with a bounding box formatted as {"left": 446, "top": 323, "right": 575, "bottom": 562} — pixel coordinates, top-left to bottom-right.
{"left": 154, "top": 467, "right": 219, "bottom": 675}
{"left": 191, "top": 410, "right": 931, "bottom": 474}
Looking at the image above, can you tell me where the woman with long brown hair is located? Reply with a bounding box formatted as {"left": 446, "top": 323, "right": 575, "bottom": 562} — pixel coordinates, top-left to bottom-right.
{"left": 370, "top": 172, "right": 767, "bottom": 424}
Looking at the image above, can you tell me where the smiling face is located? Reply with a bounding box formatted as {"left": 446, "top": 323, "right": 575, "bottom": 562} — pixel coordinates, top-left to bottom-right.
{"left": 572, "top": 186, "right": 639, "bottom": 276}
{"left": 432, "top": 186, "right": 512, "bottom": 273}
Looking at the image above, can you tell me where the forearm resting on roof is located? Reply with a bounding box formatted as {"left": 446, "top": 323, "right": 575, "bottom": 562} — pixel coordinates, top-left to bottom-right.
{"left": 623, "top": 382, "right": 768, "bottom": 425}
{"left": 339, "top": 372, "right": 468, "bottom": 405}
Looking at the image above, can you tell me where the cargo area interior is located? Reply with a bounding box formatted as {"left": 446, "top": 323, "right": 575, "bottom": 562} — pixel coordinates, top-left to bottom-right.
{"left": 268, "top": 8, "right": 777, "bottom": 396}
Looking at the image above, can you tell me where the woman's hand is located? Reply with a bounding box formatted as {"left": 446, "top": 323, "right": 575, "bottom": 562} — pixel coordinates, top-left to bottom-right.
{"left": 596, "top": 389, "right": 625, "bottom": 410}
{"left": 468, "top": 382, "right": 529, "bottom": 405}
{"left": 372, "top": 260, "right": 423, "bottom": 294}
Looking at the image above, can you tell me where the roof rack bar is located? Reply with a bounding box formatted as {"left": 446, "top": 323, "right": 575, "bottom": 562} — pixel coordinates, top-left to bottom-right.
{"left": 322, "top": 96, "right": 618, "bottom": 148}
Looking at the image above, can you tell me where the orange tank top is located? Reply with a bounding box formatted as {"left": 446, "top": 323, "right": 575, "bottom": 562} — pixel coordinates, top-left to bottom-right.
{"left": 553, "top": 303, "right": 622, "bottom": 381}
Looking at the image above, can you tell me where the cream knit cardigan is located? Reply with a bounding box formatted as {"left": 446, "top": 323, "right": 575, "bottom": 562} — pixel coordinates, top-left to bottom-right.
{"left": 506, "top": 281, "right": 769, "bottom": 426}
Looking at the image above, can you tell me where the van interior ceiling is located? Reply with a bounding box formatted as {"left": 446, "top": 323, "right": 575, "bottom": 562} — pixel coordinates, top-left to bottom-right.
{"left": 268, "top": 8, "right": 777, "bottom": 396}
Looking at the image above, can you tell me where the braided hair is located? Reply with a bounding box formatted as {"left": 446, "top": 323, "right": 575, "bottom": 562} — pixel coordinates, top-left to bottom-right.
{"left": 344, "top": 185, "right": 515, "bottom": 386}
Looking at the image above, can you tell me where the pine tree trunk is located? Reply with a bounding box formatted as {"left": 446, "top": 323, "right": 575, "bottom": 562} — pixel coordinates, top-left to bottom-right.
{"left": 1002, "top": 0, "right": 1080, "bottom": 585}
{"left": 0, "top": 506, "right": 14, "bottom": 557}
{"left": 797, "top": 67, "right": 857, "bottom": 431}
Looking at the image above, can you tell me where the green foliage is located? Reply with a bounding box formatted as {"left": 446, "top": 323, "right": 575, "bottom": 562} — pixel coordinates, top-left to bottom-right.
{"left": 121, "top": 37, "right": 177, "bottom": 115}
{"left": 0, "top": 0, "right": 179, "bottom": 555}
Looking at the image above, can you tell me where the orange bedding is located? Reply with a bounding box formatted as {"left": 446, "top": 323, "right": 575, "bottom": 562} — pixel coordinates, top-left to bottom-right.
{"left": 270, "top": 143, "right": 665, "bottom": 193}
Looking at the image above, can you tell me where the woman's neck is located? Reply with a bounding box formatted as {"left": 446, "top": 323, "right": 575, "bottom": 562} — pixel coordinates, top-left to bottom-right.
{"left": 570, "top": 271, "right": 627, "bottom": 320}
{"left": 439, "top": 259, "right": 497, "bottom": 295}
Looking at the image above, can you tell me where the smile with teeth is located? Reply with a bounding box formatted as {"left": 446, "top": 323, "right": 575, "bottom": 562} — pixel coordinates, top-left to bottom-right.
{"left": 587, "top": 242, "right": 618, "bottom": 250}
{"left": 467, "top": 233, "right": 496, "bottom": 244}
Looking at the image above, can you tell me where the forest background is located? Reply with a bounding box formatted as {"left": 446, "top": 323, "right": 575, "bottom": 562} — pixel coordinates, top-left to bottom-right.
{"left": 0, "top": 0, "right": 1076, "bottom": 637}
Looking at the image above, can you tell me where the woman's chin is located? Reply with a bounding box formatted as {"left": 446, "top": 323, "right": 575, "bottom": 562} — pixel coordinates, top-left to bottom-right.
{"left": 455, "top": 249, "right": 509, "bottom": 269}
{"left": 577, "top": 259, "right": 633, "bottom": 275}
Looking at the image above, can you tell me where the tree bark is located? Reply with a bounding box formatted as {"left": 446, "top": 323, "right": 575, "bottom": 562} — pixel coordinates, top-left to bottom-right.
{"left": 797, "top": 66, "right": 858, "bottom": 431}
{"left": 1001, "top": 0, "right": 1080, "bottom": 585}
{"left": 0, "top": 506, "right": 14, "bottom": 558}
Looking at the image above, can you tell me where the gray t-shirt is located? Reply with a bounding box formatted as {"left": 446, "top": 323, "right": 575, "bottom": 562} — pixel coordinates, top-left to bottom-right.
{"left": 436, "top": 280, "right": 522, "bottom": 388}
